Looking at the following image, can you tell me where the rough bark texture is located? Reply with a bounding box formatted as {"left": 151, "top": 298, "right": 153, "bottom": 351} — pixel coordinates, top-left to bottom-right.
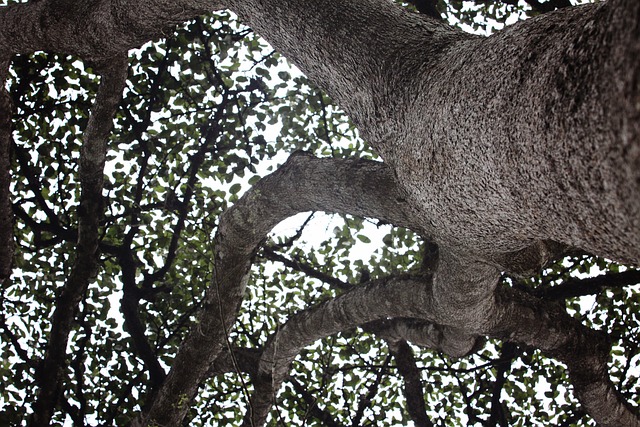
{"left": 225, "top": 0, "right": 639, "bottom": 265}
{"left": 0, "top": 0, "right": 223, "bottom": 60}
{"left": 0, "top": 0, "right": 638, "bottom": 426}
{"left": 140, "top": 154, "right": 421, "bottom": 425}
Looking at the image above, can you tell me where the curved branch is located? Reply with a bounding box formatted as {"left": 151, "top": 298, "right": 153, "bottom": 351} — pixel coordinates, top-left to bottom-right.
{"left": 226, "top": 0, "right": 640, "bottom": 265}
{"left": 239, "top": 254, "right": 640, "bottom": 427}
{"left": 365, "top": 318, "right": 480, "bottom": 358}
{"left": 30, "top": 56, "right": 128, "bottom": 427}
{"left": 141, "top": 153, "right": 423, "bottom": 426}
{"left": 489, "top": 287, "right": 640, "bottom": 427}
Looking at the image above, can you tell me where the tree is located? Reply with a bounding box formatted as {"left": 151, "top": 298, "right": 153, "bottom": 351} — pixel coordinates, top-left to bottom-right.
{"left": 0, "top": 0, "right": 638, "bottom": 425}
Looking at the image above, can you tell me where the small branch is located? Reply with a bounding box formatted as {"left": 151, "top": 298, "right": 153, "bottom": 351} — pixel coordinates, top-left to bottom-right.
{"left": 289, "top": 377, "right": 345, "bottom": 427}
{"left": 386, "top": 340, "right": 433, "bottom": 427}
{"left": 119, "top": 247, "right": 167, "bottom": 391}
{"left": 538, "top": 269, "right": 640, "bottom": 301}
{"left": 29, "top": 56, "right": 128, "bottom": 427}
{"left": 487, "top": 343, "right": 518, "bottom": 427}
{"left": 351, "top": 354, "right": 391, "bottom": 426}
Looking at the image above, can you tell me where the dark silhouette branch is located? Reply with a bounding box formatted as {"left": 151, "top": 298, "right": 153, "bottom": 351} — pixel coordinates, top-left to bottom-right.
{"left": 408, "top": 0, "right": 442, "bottom": 20}
{"left": 387, "top": 340, "right": 433, "bottom": 427}
{"left": 487, "top": 343, "right": 519, "bottom": 427}
{"left": 29, "top": 56, "right": 128, "bottom": 427}
{"left": 261, "top": 246, "right": 353, "bottom": 291}
{"left": 290, "top": 377, "right": 345, "bottom": 427}
{"left": 523, "top": 0, "right": 572, "bottom": 14}
{"left": 489, "top": 287, "right": 640, "bottom": 427}
{"left": 0, "top": 57, "right": 12, "bottom": 287}
{"left": 352, "top": 354, "right": 391, "bottom": 426}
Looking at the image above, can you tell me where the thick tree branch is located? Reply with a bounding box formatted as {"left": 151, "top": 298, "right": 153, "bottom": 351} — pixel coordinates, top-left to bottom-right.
{"left": 239, "top": 261, "right": 639, "bottom": 427}
{"left": 224, "top": 0, "right": 466, "bottom": 127}
{"left": 0, "top": 0, "right": 223, "bottom": 60}
{"left": 245, "top": 276, "right": 434, "bottom": 427}
{"left": 225, "top": 0, "right": 640, "bottom": 264}
{"left": 366, "top": 318, "right": 480, "bottom": 358}
{"left": 141, "top": 153, "right": 421, "bottom": 426}
{"left": 29, "top": 56, "right": 127, "bottom": 427}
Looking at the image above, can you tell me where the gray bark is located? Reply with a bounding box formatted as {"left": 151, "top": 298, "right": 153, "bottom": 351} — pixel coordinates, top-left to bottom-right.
{"left": 0, "top": 0, "right": 638, "bottom": 426}
{"left": 0, "top": 0, "right": 223, "bottom": 60}
{"left": 140, "top": 154, "right": 421, "bottom": 425}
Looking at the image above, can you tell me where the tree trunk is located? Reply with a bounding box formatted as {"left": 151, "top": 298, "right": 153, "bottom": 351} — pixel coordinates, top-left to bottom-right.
{"left": 226, "top": 0, "right": 640, "bottom": 264}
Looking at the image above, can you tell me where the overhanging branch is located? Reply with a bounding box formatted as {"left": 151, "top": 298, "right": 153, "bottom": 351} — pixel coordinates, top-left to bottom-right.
{"left": 141, "top": 153, "right": 424, "bottom": 426}
{"left": 244, "top": 276, "right": 434, "bottom": 427}
{"left": 235, "top": 259, "right": 639, "bottom": 427}
{"left": 489, "top": 286, "right": 640, "bottom": 427}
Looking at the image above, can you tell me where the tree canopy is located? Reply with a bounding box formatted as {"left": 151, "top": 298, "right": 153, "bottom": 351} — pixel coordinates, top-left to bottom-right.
{"left": 0, "top": 0, "right": 639, "bottom": 426}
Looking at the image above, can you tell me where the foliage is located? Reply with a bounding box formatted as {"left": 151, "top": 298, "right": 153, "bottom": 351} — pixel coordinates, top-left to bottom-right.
{"left": 1, "top": 0, "right": 638, "bottom": 426}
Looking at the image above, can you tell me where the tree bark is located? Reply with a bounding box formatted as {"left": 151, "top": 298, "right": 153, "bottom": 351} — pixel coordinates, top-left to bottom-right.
{"left": 0, "top": 0, "right": 223, "bottom": 60}
{"left": 140, "top": 154, "right": 423, "bottom": 425}
{"left": 225, "top": 0, "right": 640, "bottom": 264}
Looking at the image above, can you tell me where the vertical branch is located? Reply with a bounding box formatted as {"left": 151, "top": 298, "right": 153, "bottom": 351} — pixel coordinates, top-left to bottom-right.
{"left": 387, "top": 340, "right": 433, "bottom": 427}
{"left": 29, "top": 55, "right": 128, "bottom": 427}
{"left": 0, "top": 57, "right": 13, "bottom": 288}
{"left": 487, "top": 343, "right": 518, "bottom": 427}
